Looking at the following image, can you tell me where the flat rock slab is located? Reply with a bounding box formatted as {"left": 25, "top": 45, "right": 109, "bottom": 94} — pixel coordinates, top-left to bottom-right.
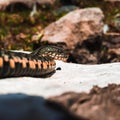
{"left": 0, "top": 61, "right": 120, "bottom": 98}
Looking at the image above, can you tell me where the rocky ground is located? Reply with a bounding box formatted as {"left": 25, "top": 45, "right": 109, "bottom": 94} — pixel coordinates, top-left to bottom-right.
{"left": 0, "top": 0, "right": 120, "bottom": 120}
{"left": 0, "top": 84, "right": 120, "bottom": 120}
{"left": 0, "top": 61, "right": 120, "bottom": 120}
{"left": 47, "top": 84, "right": 120, "bottom": 120}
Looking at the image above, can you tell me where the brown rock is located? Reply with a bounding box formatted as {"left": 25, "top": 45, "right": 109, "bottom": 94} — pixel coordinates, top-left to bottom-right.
{"left": 0, "top": 0, "right": 56, "bottom": 10}
{"left": 108, "top": 48, "right": 120, "bottom": 55}
{"left": 105, "top": 0, "right": 120, "bottom": 2}
{"left": 47, "top": 84, "right": 120, "bottom": 120}
{"left": 41, "top": 8, "right": 104, "bottom": 49}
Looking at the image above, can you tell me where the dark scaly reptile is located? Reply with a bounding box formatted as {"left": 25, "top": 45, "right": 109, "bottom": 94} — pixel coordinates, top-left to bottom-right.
{"left": 0, "top": 45, "right": 68, "bottom": 78}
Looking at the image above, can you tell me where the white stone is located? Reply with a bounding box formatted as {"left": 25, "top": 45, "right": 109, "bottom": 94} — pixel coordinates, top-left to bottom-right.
{"left": 0, "top": 61, "right": 120, "bottom": 98}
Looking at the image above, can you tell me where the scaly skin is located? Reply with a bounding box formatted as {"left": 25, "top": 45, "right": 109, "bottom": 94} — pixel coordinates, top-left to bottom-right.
{"left": 0, "top": 45, "right": 68, "bottom": 78}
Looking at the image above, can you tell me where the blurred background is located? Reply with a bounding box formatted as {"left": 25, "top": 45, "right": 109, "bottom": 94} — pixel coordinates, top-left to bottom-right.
{"left": 0, "top": 0, "right": 120, "bottom": 64}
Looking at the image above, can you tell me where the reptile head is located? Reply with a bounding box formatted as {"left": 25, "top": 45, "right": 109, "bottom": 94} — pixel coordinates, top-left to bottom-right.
{"left": 31, "top": 45, "right": 69, "bottom": 62}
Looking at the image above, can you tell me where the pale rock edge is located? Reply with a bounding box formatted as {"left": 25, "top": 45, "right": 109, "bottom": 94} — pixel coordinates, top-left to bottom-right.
{"left": 0, "top": 60, "right": 120, "bottom": 98}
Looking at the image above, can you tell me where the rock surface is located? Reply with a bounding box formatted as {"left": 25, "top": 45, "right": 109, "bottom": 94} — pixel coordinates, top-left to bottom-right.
{"left": 41, "top": 8, "right": 104, "bottom": 49}
{"left": 105, "top": 0, "right": 120, "bottom": 2}
{"left": 0, "top": 84, "right": 120, "bottom": 120}
{"left": 48, "top": 84, "right": 120, "bottom": 120}
{"left": 67, "top": 31, "right": 120, "bottom": 64}
{"left": 0, "top": 61, "right": 120, "bottom": 120}
{"left": 0, "top": 0, "right": 56, "bottom": 10}
{"left": 0, "top": 61, "right": 120, "bottom": 97}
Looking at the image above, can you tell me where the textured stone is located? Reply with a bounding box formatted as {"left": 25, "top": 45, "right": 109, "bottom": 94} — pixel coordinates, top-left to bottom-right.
{"left": 41, "top": 8, "right": 104, "bottom": 49}
{"left": 0, "top": 0, "right": 56, "bottom": 10}
{"left": 48, "top": 84, "right": 120, "bottom": 120}
{"left": 105, "top": 0, "right": 120, "bottom": 2}
{"left": 0, "top": 57, "right": 120, "bottom": 119}
{"left": 0, "top": 84, "right": 119, "bottom": 120}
